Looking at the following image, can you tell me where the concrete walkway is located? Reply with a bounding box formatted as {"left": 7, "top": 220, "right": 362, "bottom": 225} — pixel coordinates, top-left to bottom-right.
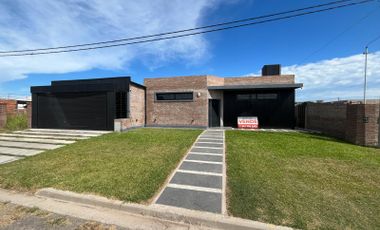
{"left": 155, "top": 129, "right": 225, "bottom": 214}
{"left": 0, "top": 129, "right": 110, "bottom": 165}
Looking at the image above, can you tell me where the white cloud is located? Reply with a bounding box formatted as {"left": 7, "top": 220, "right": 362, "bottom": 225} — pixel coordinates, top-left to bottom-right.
{"left": 0, "top": 0, "right": 217, "bottom": 84}
{"left": 250, "top": 52, "right": 380, "bottom": 101}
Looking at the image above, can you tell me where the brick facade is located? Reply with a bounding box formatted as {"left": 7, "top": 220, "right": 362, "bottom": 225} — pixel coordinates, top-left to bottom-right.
{"left": 114, "top": 84, "right": 146, "bottom": 131}
{"left": 223, "top": 75, "right": 295, "bottom": 85}
{"left": 145, "top": 74, "right": 297, "bottom": 128}
{"left": 145, "top": 76, "right": 209, "bottom": 127}
{"left": 298, "top": 102, "right": 379, "bottom": 146}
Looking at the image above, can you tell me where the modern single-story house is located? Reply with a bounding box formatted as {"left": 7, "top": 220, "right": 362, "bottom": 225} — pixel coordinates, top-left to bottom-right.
{"left": 31, "top": 65, "right": 303, "bottom": 130}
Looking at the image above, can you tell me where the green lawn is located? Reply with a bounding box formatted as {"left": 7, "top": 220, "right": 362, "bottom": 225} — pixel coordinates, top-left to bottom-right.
{"left": 0, "top": 128, "right": 201, "bottom": 202}
{"left": 226, "top": 131, "right": 380, "bottom": 230}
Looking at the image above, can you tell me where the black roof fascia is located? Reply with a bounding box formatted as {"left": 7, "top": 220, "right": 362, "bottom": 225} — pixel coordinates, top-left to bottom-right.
{"left": 31, "top": 83, "right": 115, "bottom": 94}
{"left": 51, "top": 76, "right": 131, "bottom": 91}
{"left": 51, "top": 76, "right": 131, "bottom": 86}
{"left": 207, "top": 83, "right": 303, "bottom": 90}
{"left": 130, "top": 81, "right": 146, "bottom": 89}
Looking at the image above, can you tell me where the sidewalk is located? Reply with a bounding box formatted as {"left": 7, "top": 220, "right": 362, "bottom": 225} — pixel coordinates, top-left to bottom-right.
{"left": 0, "top": 188, "right": 292, "bottom": 230}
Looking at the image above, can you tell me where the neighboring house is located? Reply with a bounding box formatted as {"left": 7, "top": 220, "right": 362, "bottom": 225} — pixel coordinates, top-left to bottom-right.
{"left": 31, "top": 65, "right": 303, "bottom": 130}
{"left": 0, "top": 99, "right": 32, "bottom": 129}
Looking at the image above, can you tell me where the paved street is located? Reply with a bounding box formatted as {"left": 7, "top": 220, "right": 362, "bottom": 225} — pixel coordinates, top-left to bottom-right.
{"left": 156, "top": 130, "right": 225, "bottom": 213}
{"left": 0, "top": 129, "right": 110, "bottom": 165}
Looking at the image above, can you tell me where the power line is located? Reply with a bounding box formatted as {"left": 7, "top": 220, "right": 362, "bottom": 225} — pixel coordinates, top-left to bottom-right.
{"left": 366, "top": 34, "right": 380, "bottom": 46}
{"left": 0, "top": 0, "right": 374, "bottom": 57}
{"left": 0, "top": 0, "right": 358, "bottom": 54}
{"left": 299, "top": 5, "right": 380, "bottom": 63}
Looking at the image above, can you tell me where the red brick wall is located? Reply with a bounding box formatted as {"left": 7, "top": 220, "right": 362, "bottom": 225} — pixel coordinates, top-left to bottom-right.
{"left": 345, "top": 104, "right": 379, "bottom": 146}
{"left": 0, "top": 104, "right": 6, "bottom": 129}
{"left": 224, "top": 75, "right": 295, "bottom": 85}
{"left": 300, "top": 102, "right": 379, "bottom": 146}
{"left": 114, "top": 84, "right": 146, "bottom": 131}
{"left": 0, "top": 99, "right": 17, "bottom": 115}
{"left": 144, "top": 76, "right": 209, "bottom": 127}
{"left": 305, "top": 103, "right": 347, "bottom": 139}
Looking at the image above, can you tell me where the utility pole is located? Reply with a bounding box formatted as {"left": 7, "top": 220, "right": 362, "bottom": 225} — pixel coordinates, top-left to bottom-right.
{"left": 363, "top": 34, "right": 380, "bottom": 104}
{"left": 363, "top": 46, "right": 368, "bottom": 104}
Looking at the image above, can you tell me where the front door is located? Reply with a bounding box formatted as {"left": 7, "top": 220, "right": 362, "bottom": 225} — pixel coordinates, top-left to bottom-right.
{"left": 208, "top": 99, "right": 220, "bottom": 127}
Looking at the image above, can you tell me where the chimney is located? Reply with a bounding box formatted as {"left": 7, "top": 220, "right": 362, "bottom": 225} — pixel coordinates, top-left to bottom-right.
{"left": 262, "top": 64, "right": 281, "bottom": 76}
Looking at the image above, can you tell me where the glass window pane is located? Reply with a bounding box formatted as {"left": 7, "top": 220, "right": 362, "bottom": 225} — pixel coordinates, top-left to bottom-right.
{"left": 257, "top": 93, "right": 278, "bottom": 99}
{"left": 237, "top": 94, "right": 250, "bottom": 100}
{"left": 156, "top": 92, "right": 193, "bottom": 101}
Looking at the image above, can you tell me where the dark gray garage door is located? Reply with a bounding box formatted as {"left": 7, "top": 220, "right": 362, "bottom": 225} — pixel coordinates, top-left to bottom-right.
{"left": 36, "top": 92, "right": 108, "bottom": 130}
{"left": 223, "top": 89, "right": 295, "bottom": 128}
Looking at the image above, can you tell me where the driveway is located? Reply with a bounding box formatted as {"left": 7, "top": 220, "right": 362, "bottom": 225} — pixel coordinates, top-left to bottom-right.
{"left": 0, "top": 129, "right": 110, "bottom": 165}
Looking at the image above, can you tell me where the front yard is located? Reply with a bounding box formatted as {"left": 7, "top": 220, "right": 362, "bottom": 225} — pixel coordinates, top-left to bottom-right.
{"left": 226, "top": 131, "right": 380, "bottom": 229}
{"left": 0, "top": 128, "right": 201, "bottom": 202}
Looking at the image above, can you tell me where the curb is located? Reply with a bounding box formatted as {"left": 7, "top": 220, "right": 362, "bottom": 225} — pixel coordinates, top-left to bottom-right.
{"left": 36, "top": 188, "right": 293, "bottom": 230}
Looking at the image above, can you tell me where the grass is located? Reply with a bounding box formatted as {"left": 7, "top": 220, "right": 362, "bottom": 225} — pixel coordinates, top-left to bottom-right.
{"left": 4, "top": 113, "right": 28, "bottom": 131}
{"left": 226, "top": 131, "right": 380, "bottom": 230}
{"left": 0, "top": 128, "right": 201, "bottom": 202}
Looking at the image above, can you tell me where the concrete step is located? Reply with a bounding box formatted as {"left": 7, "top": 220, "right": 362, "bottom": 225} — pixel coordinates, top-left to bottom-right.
{"left": 0, "top": 133, "right": 87, "bottom": 140}
{"left": 15, "top": 131, "right": 99, "bottom": 137}
{"left": 29, "top": 129, "right": 111, "bottom": 134}
{"left": 0, "top": 141, "right": 63, "bottom": 150}
{"left": 0, "top": 136, "right": 75, "bottom": 145}
{"left": 0, "top": 147, "right": 44, "bottom": 157}
{"left": 195, "top": 142, "right": 224, "bottom": 148}
{"left": 0, "top": 155, "right": 22, "bottom": 164}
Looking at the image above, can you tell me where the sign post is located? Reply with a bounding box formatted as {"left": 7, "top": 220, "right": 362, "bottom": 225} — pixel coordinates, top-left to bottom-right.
{"left": 237, "top": 116, "right": 259, "bottom": 129}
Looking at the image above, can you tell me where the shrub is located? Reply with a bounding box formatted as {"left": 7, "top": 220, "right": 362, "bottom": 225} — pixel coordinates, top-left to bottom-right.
{"left": 5, "top": 113, "right": 28, "bottom": 131}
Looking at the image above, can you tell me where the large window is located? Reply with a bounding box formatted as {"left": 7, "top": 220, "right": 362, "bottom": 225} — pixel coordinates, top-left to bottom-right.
{"left": 155, "top": 92, "right": 193, "bottom": 101}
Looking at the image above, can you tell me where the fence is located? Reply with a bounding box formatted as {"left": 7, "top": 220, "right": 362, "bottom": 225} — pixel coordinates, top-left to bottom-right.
{"left": 296, "top": 102, "right": 380, "bottom": 147}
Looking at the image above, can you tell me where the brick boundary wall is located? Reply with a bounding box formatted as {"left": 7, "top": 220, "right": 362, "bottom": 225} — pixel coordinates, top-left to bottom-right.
{"left": 298, "top": 102, "right": 379, "bottom": 147}
{"left": 345, "top": 104, "right": 379, "bottom": 146}
{"left": 304, "top": 103, "right": 347, "bottom": 139}
{"left": 0, "top": 101, "right": 32, "bottom": 129}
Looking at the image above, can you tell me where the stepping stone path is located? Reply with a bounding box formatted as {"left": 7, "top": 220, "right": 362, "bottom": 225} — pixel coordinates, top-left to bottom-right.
{"left": 155, "top": 129, "right": 225, "bottom": 214}
{"left": 0, "top": 129, "right": 110, "bottom": 165}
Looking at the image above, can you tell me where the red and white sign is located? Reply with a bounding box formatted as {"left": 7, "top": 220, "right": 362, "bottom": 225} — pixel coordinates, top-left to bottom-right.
{"left": 238, "top": 116, "right": 259, "bottom": 129}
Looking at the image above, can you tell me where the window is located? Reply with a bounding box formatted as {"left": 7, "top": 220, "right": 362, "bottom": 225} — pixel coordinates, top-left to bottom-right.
{"left": 257, "top": 93, "right": 278, "bottom": 100}
{"left": 116, "top": 91, "right": 128, "bottom": 118}
{"left": 237, "top": 94, "right": 256, "bottom": 101}
{"left": 155, "top": 92, "right": 193, "bottom": 101}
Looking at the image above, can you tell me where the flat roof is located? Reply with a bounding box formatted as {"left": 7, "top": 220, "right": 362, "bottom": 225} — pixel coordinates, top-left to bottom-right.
{"left": 208, "top": 83, "right": 303, "bottom": 90}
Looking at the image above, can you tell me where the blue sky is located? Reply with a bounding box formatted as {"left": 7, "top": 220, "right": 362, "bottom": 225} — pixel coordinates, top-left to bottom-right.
{"left": 0, "top": 0, "right": 379, "bottom": 101}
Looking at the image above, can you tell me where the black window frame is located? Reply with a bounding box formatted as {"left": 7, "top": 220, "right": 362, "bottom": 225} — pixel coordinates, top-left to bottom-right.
{"left": 155, "top": 92, "right": 194, "bottom": 102}
{"left": 115, "top": 91, "right": 128, "bottom": 118}
{"left": 257, "top": 93, "right": 278, "bottom": 100}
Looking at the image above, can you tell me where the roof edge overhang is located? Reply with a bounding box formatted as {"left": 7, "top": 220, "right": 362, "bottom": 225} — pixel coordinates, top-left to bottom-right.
{"left": 208, "top": 83, "right": 303, "bottom": 90}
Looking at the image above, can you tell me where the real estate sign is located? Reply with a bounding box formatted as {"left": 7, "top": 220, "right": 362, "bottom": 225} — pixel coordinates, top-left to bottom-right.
{"left": 237, "top": 116, "right": 259, "bottom": 129}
